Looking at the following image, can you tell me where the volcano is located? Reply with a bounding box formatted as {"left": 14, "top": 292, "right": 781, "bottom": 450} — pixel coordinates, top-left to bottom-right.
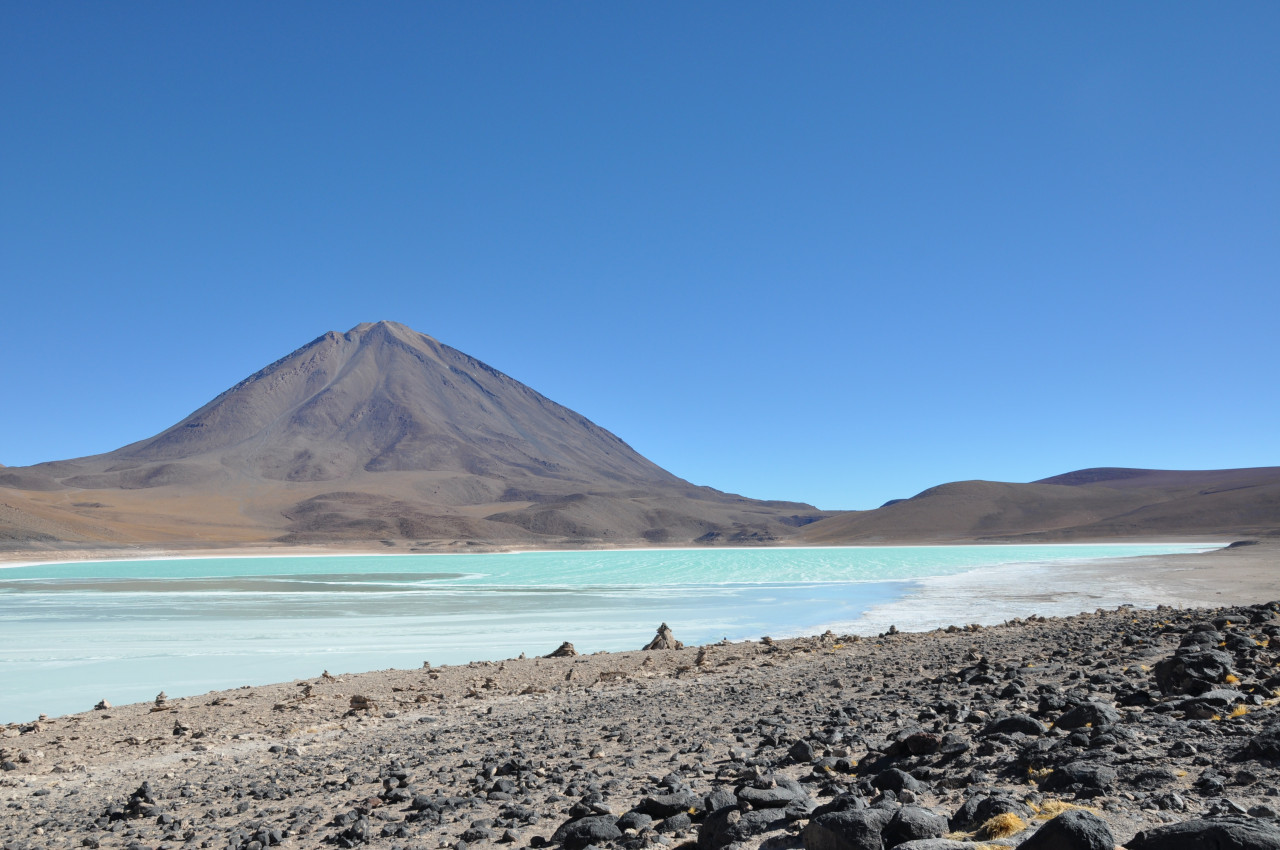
{"left": 0, "top": 322, "right": 826, "bottom": 550}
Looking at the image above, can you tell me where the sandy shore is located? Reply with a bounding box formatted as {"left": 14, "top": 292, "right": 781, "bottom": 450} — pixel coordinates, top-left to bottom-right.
{"left": 851, "top": 541, "right": 1279, "bottom": 635}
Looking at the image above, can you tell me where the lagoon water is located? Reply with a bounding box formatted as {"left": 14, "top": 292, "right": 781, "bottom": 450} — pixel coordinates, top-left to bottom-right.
{"left": 0, "top": 543, "right": 1213, "bottom": 722}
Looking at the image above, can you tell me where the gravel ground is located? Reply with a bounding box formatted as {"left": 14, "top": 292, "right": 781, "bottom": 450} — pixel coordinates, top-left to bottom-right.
{"left": 4, "top": 602, "right": 1280, "bottom": 850}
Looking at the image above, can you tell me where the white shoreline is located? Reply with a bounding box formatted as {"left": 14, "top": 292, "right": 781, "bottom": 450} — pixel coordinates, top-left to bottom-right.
{"left": 829, "top": 543, "right": 1261, "bottom": 636}
{"left": 0, "top": 540, "right": 1224, "bottom": 571}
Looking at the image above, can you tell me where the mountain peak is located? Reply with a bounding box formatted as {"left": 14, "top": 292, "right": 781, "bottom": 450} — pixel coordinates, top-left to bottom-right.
{"left": 0, "top": 322, "right": 826, "bottom": 547}
{"left": 46, "top": 321, "right": 678, "bottom": 489}
{"left": 347, "top": 319, "right": 417, "bottom": 337}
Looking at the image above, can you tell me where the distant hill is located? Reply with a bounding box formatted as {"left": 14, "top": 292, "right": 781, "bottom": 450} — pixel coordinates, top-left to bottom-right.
{"left": 0, "top": 322, "right": 826, "bottom": 550}
{"left": 798, "top": 466, "right": 1280, "bottom": 544}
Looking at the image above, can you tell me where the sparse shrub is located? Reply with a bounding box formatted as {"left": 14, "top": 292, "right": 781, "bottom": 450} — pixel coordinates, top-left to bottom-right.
{"left": 979, "top": 812, "right": 1027, "bottom": 838}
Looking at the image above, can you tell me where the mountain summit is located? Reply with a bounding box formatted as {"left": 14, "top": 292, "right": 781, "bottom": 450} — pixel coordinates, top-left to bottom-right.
{"left": 1, "top": 322, "right": 824, "bottom": 548}
{"left": 88, "top": 320, "right": 680, "bottom": 488}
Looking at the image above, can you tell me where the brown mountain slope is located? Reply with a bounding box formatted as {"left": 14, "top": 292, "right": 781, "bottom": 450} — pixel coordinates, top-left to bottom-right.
{"left": 0, "top": 322, "right": 826, "bottom": 551}
{"left": 798, "top": 466, "right": 1280, "bottom": 544}
{"left": 1033, "top": 466, "right": 1280, "bottom": 491}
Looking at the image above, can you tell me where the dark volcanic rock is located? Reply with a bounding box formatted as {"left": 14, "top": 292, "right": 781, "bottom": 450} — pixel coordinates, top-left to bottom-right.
{"left": 703, "top": 788, "right": 737, "bottom": 814}
{"left": 883, "top": 806, "right": 948, "bottom": 846}
{"left": 637, "top": 790, "right": 699, "bottom": 818}
{"left": 791, "top": 739, "right": 819, "bottom": 762}
{"left": 1131, "top": 767, "right": 1180, "bottom": 791}
{"left": 949, "top": 794, "right": 1033, "bottom": 831}
{"left": 982, "top": 713, "right": 1047, "bottom": 737}
{"left": 737, "top": 774, "right": 810, "bottom": 809}
{"left": 1039, "top": 761, "right": 1118, "bottom": 796}
{"left": 872, "top": 768, "right": 926, "bottom": 795}
{"left": 803, "top": 808, "right": 893, "bottom": 850}
{"left": 1237, "top": 722, "right": 1280, "bottom": 762}
{"left": 700, "top": 808, "right": 787, "bottom": 850}
{"left": 551, "top": 815, "right": 623, "bottom": 850}
{"left": 616, "top": 811, "right": 653, "bottom": 832}
{"left": 1154, "top": 649, "right": 1235, "bottom": 695}
{"left": 1127, "top": 816, "right": 1280, "bottom": 850}
{"left": 811, "top": 794, "right": 870, "bottom": 819}
{"left": 1018, "top": 810, "right": 1114, "bottom": 850}
{"left": 657, "top": 812, "right": 692, "bottom": 833}
{"left": 1054, "top": 702, "right": 1120, "bottom": 730}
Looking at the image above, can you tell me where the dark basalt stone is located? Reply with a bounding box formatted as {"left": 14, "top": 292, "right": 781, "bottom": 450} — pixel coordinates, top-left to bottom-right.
{"left": 1127, "top": 816, "right": 1280, "bottom": 850}
{"left": 803, "top": 808, "right": 893, "bottom": 850}
{"left": 1237, "top": 722, "right": 1280, "bottom": 762}
{"left": 872, "top": 768, "right": 926, "bottom": 795}
{"left": 1154, "top": 649, "right": 1235, "bottom": 696}
{"left": 882, "top": 806, "right": 948, "bottom": 847}
{"left": 1054, "top": 702, "right": 1120, "bottom": 730}
{"left": 1018, "top": 810, "right": 1114, "bottom": 850}
{"left": 551, "top": 815, "right": 623, "bottom": 850}
{"left": 949, "top": 794, "right": 1033, "bottom": 831}
{"left": 982, "top": 713, "right": 1047, "bottom": 737}
{"left": 700, "top": 808, "right": 787, "bottom": 850}
{"left": 1039, "top": 762, "right": 1117, "bottom": 795}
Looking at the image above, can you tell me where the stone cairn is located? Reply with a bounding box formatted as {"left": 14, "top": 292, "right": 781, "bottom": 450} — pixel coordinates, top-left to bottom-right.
{"left": 642, "top": 623, "right": 684, "bottom": 650}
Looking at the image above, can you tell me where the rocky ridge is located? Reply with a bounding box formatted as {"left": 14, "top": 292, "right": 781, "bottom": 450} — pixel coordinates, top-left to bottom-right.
{"left": 4, "top": 604, "right": 1280, "bottom": 849}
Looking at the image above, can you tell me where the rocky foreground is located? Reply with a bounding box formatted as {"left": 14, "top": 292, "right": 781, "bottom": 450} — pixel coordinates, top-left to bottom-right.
{"left": 4, "top": 604, "right": 1280, "bottom": 850}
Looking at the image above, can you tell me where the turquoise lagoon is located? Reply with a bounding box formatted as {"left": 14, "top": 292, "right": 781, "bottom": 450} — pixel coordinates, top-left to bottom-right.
{"left": 0, "top": 543, "right": 1214, "bottom": 722}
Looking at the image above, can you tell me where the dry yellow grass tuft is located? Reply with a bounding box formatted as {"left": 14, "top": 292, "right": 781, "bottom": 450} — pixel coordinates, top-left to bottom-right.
{"left": 979, "top": 813, "right": 1027, "bottom": 838}
{"left": 1229, "top": 704, "right": 1249, "bottom": 718}
{"left": 1226, "top": 673, "right": 1241, "bottom": 684}
{"left": 1036, "top": 799, "right": 1099, "bottom": 819}
{"left": 1027, "top": 766, "right": 1053, "bottom": 784}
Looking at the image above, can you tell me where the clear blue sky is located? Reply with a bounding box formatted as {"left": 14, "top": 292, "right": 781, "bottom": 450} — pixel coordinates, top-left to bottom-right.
{"left": 2, "top": 3, "right": 1277, "bottom": 510}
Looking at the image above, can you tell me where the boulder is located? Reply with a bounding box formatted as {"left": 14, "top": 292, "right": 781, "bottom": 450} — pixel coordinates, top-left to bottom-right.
{"left": 704, "top": 788, "right": 737, "bottom": 814}
{"left": 949, "top": 794, "right": 1033, "bottom": 831}
{"left": 803, "top": 808, "right": 892, "bottom": 850}
{"left": 1039, "top": 762, "right": 1117, "bottom": 796}
{"left": 872, "top": 768, "right": 926, "bottom": 795}
{"left": 1127, "top": 816, "right": 1280, "bottom": 850}
{"left": 637, "top": 790, "right": 699, "bottom": 818}
{"left": 700, "top": 807, "right": 787, "bottom": 850}
{"left": 737, "top": 775, "right": 810, "bottom": 809}
{"left": 810, "top": 794, "right": 869, "bottom": 819}
{"left": 982, "top": 713, "right": 1047, "bottom": 737}
{"left": 1154, "top": 649, "right": 1234, "bottom": 695}
{"left": 1054, "top": 702, "right": 1120, "bottom": 730}
{"left": 551, "top": 814, "right": 622, "bottom": 850}
{"left": 1017, "top": 810, "right": 1114, "bottom": 850}
{"left": 1236, "top": 722, "right": 1280, "bottom": 762}
{"left": 882, "top": 806, "right": 948, "bottom": 847}
{"left": 616, "top": 811, "right": 652, "bottom": 832}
